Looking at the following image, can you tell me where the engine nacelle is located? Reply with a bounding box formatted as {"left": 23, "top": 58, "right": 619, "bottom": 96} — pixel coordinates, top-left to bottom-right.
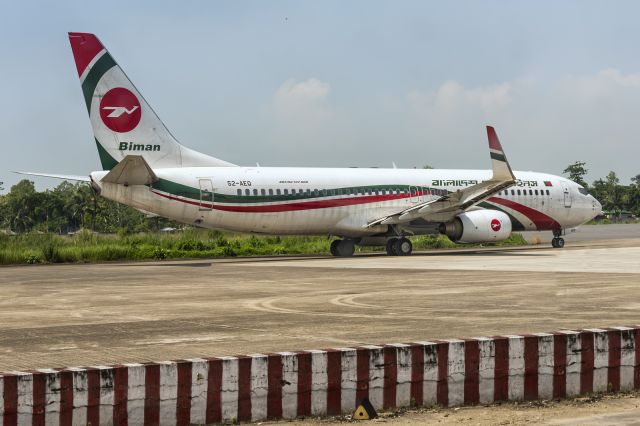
{"left": 439, "top": 210, "right": 512, "bottom": 243}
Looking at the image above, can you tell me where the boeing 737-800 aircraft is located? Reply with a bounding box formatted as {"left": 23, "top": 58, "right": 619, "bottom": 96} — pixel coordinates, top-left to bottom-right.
{"left": 19, "top": 33, "right": 602, "bottom": 256}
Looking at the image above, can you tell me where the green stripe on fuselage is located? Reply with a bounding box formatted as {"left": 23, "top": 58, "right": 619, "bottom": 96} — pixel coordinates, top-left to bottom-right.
{"left": 151, "top": 180, "right": 445, "bottom": 205}
{"left": 81, "top": 53, "right": 117, "bottom": 112}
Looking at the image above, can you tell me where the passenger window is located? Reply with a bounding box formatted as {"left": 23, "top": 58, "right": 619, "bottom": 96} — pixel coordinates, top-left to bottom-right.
{"left": 268, "top": 189, "right": 273, "bottom": 195}
{"left": 245, "top": 189, "right": 250, "bottom": 196}
{"left": 284, "top": 189, "right": 288, "bottom": 195}
{"left": 261, "top": 189, "right": 266, "bottom": 196}
{"left": 253, "top": 189, "right": 258, "bottom": 196}
{"left": 517, "top": 190, "right": 521, "bottom": 196}
{"left": 274, "top": 189, "right": 279, "bottom": 195}
{"left": 511, "top": 190, "right": 515, "bottom": 196}
{"left": 237, "top": 189, "right": 242, "bottom": 196}
{"left": 314, "top": 189, "right": 319, "bottom": 196}
{"left": 546, "top": 190, "right": 550, "bottom": 195}
{"left": 529, "top": 190, "right": 533, "bottom": 195}
{"left": 535, "top": 189, "right": 538, "bottom": 195}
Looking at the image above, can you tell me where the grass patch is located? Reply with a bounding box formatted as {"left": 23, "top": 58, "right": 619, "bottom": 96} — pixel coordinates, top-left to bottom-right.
{"left": 0, "top": 229, "right": 528, "bottom": 265}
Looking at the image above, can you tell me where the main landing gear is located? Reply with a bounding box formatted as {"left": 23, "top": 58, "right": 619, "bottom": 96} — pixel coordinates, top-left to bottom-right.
{"left": 551, "top": 229, "right": 565, "bottom": 248}
{"left": 330, "top": 239, "right": 356, "bottom": 257}
{"left": 385, "top": 237, "right": 413, "bottom": 256}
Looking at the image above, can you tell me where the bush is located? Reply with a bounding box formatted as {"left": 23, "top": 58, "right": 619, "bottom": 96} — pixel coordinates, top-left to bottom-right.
{"left": 24, "top": 254, "right": 40, "bottom": 264}
{"left": 221, "top": 246, "right": 237, "bottom": 257}
{"left": 42, "top": 242, "right": 60, "bottom": 263}
{"left": 153, "top": 247, "right": 168, "bottom": 260}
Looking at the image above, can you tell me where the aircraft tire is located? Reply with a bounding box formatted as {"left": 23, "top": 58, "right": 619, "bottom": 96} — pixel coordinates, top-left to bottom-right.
{"left": 394, "top": 237, "right": 412, "bottom": 256}
{"left": 337, "top": 240, "right": 355, "bottom": 257}
{"left": 556, "top": 237, "right": 565, "bottom": 248}
{"left": 386, "top": 238, "right": 398, "bottom": 256}
{"left": 330, "top": 240, "right": 341, "bottom": 256}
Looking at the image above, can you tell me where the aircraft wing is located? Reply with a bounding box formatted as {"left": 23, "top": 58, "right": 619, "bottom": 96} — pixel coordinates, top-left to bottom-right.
{"left": 13, "top": 171, "right": 91, "bottom": 182}
{"left": 367, "top": 126, "right": 516, "bottom": 227}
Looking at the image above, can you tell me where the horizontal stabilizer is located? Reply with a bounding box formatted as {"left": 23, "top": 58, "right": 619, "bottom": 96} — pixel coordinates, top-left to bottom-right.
{"left": 13, "top": 171, "right": 90, "bottom": 182}
{"left": 101, "top": 155, "right": 158, "bottom": 185}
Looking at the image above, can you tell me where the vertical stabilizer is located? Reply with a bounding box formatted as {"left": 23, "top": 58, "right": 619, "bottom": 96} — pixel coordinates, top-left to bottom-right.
{"left": 68, "top": 32, "right": 236, "bottom": 170}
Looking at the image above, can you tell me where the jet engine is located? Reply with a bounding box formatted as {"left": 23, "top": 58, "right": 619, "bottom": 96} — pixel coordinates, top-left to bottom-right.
{"left": 439, "top": 210, "right": 512, "bottom": 243}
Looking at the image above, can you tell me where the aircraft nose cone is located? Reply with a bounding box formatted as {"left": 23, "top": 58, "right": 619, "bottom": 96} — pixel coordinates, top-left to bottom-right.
{"left": 594, "top": 198, "right": 603, "bottom": 215}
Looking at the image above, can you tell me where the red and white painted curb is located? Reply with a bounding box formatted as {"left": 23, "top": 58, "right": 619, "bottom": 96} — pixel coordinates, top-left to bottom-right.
{"left": 1, "top": 327, "right": 639, "bottom": 425}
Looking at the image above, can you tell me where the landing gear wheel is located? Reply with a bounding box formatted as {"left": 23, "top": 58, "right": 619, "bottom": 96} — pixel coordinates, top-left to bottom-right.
{"left": 386, "top": 238, "right": 398, "bottom": 256}
{"left": 330, "top": 240, "right": 340, "bottom": 256}
{"left": 394, "top": 237, "right": 413, "bottom": 256}
{"left": 551, "top": 229, "right": 565, "bottom": 249}
{"left": 335, "top": 239, "right": 355, "bottom": 257}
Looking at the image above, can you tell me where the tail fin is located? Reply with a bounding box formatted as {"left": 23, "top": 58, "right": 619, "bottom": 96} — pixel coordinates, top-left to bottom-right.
{"left": 68, "top": 32, "right": 236, "bottom": 170}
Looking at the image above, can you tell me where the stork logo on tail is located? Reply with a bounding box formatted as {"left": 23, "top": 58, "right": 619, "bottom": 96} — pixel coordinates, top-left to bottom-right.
{"left": 100, "top": 88, "right": 141, "bottom": 132}
{"left": 491, "top": 218, "right": 502, "bottom": 232}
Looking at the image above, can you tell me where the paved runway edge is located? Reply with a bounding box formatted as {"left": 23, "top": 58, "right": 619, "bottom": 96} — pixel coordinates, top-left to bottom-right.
{"left": 1, "top": 326, "right": 639, "bottom": 425}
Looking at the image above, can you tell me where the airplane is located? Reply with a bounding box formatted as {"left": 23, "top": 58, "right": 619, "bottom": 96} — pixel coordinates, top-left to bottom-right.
{"left": 18, "top": 32, "right": 602, "bottom": 256}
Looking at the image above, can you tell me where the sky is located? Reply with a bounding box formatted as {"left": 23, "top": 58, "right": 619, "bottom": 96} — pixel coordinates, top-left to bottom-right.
{"left": 1, "top": 0, "right": 640, "bottom": 192}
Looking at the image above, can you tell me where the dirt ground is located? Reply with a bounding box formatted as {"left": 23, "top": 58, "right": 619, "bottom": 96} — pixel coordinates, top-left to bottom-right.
{"left": 275, "top": 392, "right": 640, "bottom": 425}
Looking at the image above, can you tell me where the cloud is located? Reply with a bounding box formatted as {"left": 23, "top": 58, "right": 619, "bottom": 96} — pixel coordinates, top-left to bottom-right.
{"left": 273, "top": 78, "right": 332, "bottom": 123}
{"left": 403, "top": 69, "right": 640, "bottom": 182}
{"left": 408, "top": 80, "right": 513, "bottom": 114}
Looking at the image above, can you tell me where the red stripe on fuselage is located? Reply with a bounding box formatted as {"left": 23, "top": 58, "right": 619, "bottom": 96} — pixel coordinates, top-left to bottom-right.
{"left": 488, "top": 197, "right": 560, "bottom": 230}
{"left": 151, "top": 189, "right": 420, "bottom": 213}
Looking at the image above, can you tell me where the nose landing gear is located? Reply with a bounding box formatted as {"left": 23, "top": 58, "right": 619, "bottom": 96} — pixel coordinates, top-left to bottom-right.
{"left": 551, "top": 229, "right": 565, "bottom": 248}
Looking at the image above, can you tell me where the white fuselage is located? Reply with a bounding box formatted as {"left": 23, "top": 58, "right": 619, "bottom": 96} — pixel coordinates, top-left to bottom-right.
{"left": 92, "top": 167, "right": 601, "bottom": 238}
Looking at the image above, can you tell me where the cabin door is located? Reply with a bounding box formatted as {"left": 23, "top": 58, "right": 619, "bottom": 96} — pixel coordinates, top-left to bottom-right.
{"left": 560, "top": 182, "right": 572, "bottom": 208}
{"left": 199, "top": 179, "right": 214, "bottom": 211}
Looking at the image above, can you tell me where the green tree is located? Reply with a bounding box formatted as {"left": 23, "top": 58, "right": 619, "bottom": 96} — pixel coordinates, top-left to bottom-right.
{"left": 627, "top": 174, "right": 640, "bottom": 215}
{"left": 563, "top": 161, "right": 589, "bottom": 188}
{"left": 1, "top": 180, "right": 39, "bottom": 232}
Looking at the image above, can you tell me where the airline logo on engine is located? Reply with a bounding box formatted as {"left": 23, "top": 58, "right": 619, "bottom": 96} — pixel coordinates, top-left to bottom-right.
{"left": 100, "top": 88, "right": 142, "bottom": 133}
{"left": 491, "top": 218, "right": 501, "bottom": 232}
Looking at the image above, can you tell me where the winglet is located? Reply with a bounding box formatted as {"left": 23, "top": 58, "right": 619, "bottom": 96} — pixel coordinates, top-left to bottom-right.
{"left": 486, "top": 126, "right": 516, "bottom": 182}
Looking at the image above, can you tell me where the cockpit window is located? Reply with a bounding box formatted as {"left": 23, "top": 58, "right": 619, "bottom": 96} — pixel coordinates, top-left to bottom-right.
{"left": 578, "top": 187, "right": 589, "bottom": 196}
